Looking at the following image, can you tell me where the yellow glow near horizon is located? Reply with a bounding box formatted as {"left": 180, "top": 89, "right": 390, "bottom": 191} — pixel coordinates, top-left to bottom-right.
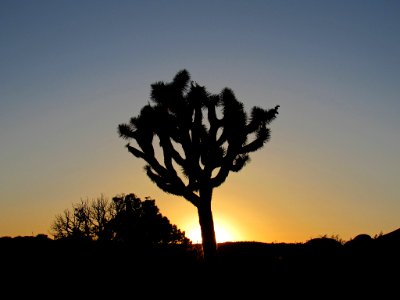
{"left": 186, "top": 222, "right": 236, "bottom": 244}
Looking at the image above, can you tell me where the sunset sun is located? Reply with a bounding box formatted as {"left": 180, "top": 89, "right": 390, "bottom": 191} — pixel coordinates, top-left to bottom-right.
{"left": 186, "top": 222, "right": 235, "bottom": 244}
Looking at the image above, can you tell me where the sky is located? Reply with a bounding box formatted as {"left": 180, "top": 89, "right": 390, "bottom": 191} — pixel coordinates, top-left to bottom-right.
{"left": 1, "top": 0, "right": 399, "bottom": 243}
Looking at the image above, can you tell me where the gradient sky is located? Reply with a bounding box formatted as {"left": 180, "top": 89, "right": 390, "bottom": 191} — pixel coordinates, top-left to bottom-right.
{"left": 1, "top": 0, "right": 399, "bottom": 243}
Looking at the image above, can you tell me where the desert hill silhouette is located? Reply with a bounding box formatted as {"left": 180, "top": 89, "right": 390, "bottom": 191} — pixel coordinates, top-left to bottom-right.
{"left": 2, "top": 228, "right": 399, "bottom": 296}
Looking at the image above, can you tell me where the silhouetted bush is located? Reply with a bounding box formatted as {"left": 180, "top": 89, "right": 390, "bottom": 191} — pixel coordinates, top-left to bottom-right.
{"left": 50, "top": 193, "right": 191, "bottom": 248}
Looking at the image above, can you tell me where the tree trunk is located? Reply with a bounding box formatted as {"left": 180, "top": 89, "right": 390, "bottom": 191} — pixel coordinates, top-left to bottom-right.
{"left": 197, "top": 187, "right": 217, "bottom": 264}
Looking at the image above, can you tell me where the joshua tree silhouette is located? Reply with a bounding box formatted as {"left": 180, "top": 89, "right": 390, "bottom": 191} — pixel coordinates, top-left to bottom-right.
{"left": 118, "top": 69, "right": 279, "bottom": 263}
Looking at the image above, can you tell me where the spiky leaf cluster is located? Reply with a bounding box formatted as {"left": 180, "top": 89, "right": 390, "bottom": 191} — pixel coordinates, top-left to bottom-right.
{"left": 118, "top": 70, "right": 279, "bottom": 207}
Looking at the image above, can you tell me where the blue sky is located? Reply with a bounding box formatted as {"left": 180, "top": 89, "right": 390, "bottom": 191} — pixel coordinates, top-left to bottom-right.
{"left": 1, "top": 0, "right": 399, "bottom": 242}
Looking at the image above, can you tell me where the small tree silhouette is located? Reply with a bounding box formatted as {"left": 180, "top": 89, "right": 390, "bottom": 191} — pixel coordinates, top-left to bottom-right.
{"left": 50, "top": 193, "right": 190, "bottom": 247}
{"left": 108, "top": 193, "right": 191, "bottom": 246}
{"left": 118, "top": 69, "right": 279, "bottom": 262}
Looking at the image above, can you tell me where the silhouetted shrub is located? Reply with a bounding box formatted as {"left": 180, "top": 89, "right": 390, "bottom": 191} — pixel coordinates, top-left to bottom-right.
{"left": 50, "top": 193, "right": 191, "bottom": 248}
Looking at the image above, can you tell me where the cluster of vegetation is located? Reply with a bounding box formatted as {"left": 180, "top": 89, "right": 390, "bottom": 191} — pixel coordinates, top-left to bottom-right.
{"left": 50, "top": 193, "right": 191, "bottom": 247}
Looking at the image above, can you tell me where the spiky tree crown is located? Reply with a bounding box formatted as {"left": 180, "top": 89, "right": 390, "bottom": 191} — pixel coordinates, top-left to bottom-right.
{"left": 118, "top": 70, "right": 279, "bottom": 206}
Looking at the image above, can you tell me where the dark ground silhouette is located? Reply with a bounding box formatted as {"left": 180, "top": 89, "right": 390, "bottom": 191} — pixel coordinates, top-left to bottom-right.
{"left": 2, "top": 228, "right": 399, "bottom": 297}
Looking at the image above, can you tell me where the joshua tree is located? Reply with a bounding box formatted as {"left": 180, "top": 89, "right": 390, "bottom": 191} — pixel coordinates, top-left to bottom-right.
{"left": 118, "top": 69, "right": 279, "bottom": 263}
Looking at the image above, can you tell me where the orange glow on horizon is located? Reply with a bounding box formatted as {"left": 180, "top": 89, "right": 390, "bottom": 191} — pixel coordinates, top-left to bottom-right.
{"left": 185, "top": 220, "right": 238, "bottom": 244}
